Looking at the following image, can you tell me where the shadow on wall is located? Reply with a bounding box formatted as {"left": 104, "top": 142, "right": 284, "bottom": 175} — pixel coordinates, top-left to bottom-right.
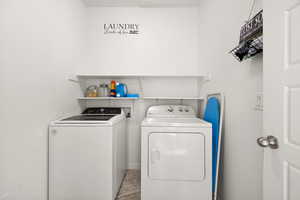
{"left": 248, "top": 53, "right": 263, "bottom": 78}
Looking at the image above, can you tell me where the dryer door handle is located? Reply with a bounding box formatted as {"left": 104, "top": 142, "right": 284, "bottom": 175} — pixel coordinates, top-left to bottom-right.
{"left": 150, "top": 149, "right": 160, "bottom": 164}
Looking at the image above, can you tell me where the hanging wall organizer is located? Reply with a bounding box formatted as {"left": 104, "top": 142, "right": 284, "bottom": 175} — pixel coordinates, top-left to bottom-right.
{"left": 230, "top": 10, "right": 263, "bottom": 62}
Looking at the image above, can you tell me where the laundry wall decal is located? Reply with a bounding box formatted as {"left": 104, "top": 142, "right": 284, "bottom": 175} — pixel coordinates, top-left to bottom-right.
{"left": 104, "top": 24, "right": 139, "bottom": 35}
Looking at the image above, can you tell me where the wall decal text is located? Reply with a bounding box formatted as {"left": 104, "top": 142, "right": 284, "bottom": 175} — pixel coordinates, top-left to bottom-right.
{"left": 104, "top": 24, "right": 139, "bottom": 35}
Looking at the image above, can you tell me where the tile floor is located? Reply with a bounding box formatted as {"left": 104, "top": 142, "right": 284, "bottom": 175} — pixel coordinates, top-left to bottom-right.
{"left": 116, "top": 170, "right": 141, "bottom": 200}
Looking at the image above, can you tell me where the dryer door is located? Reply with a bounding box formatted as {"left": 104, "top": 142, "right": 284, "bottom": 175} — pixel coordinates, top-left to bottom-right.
{"left": 148, "top": 132, "right": 205, "bottom": 181}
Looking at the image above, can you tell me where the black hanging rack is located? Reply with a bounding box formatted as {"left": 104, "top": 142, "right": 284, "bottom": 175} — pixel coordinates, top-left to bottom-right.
{"left": 230, "top": 10, "right": 263, "bottom": 62}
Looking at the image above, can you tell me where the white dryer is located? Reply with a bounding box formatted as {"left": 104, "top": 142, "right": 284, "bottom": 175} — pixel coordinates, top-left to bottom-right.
{"left": 141, "top": 105, "right": 212, "bottom": 200}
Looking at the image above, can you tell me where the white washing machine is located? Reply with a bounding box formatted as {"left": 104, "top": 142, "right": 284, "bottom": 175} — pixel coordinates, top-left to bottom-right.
{"left": 141, "top": 105, "right": 212, "bottom": 200}
{"left": 49, "top": 107, "right": 126, "bottom": 200}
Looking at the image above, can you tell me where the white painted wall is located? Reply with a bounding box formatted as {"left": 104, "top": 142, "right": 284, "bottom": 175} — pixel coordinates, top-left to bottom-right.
{"left": 82, "top": 0, "right": 201, "bottom": 7}
{"left": 197, "top": 1, "right": 263, "bottom": 200}
{"left": 0, "top": 0, "right": 86, "bottom": 199}
{"left": 82, "top": 7, "right": 205, "bottom": 75}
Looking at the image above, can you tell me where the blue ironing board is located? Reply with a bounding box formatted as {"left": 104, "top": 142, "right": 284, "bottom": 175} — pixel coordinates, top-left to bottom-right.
{"left": 203, "top": 97, "right": 220, "bottom": 195}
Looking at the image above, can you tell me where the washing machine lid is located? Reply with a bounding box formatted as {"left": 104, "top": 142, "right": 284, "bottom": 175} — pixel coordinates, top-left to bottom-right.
{"left": 51, "top": 107, "right": 125, "bottom": 125}
{"left": 61, "top": 115, "right": 115, "bottom": 121}
{"left": 142, "top": 117, "right": 212, "bottom": 127}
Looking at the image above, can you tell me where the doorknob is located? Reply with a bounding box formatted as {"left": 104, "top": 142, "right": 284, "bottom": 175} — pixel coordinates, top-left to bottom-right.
{"left": 257, "top": 136, "right": 279, "bottom": 149}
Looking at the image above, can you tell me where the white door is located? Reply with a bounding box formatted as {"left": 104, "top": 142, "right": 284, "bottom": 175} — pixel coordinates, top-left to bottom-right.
{"left": 263, "top": 0, "right": 300, "bottom": 199}
{"left": 148, "top": 132, "right": 205, "bottom": 181}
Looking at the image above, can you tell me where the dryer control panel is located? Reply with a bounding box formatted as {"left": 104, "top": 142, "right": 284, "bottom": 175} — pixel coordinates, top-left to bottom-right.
{"left": 146, "top": 105, "right": 196, "bottom": 118}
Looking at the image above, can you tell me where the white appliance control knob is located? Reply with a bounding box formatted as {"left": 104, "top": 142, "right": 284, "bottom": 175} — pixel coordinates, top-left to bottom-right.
{"left": 167, "top": 106, "right": 174, "bottom": 112}
{"left": 178, "top": 107, "right": 183, "bottom": 112}
{"left": 185, "top": 108, "right": 189, "bottom": 112}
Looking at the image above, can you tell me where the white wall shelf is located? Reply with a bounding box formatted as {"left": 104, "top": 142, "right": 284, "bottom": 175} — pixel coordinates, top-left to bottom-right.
{"left": 143, "top": 97, "right": 204, "bottom": 100}
{"left": 77, "top": 97, "right": 204, "bottom": 101}
{"left": 75, "top": 74, "right": 210, "bottom": 80}
{"left": 72, "top": 74, "right": 211, "bottom": 103}
{"left": 77, "top": 97, "right": 139, "bottom": 100}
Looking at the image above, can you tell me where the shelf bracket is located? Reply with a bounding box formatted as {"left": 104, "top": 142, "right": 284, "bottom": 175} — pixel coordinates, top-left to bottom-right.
{"left": 138, "top": 77, "right": 144, "bottom": 98}
{"left": 197, "top": 74, "right": 212, "bottom": 97}
{"left": 68, "top": 77, "right": 80, "bottom": 84}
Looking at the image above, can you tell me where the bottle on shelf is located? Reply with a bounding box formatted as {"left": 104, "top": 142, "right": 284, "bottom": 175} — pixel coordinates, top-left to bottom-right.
{"left": 110, "top": 80, "right": 116, "bottom": 97}
{"left": 98, "top": 83, "right": 110, "bottom": 97}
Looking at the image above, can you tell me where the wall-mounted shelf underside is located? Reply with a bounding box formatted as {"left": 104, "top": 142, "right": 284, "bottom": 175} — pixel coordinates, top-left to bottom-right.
{"left": 74, "top": 74, "right": 210, "bottom": 102}
{"left": 78, "top": 97, "right": 204, "bottom": 100}
{"left": 76, "top": 74, "right": 209, "bottom": 80}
